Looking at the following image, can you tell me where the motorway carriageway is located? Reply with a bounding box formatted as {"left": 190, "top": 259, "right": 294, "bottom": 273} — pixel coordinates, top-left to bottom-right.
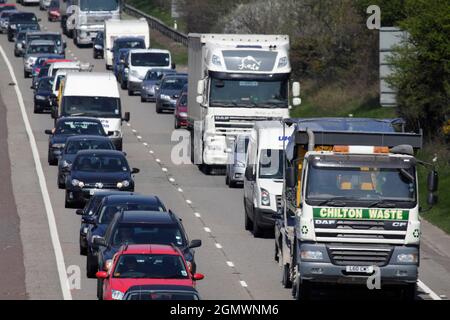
{"left": 0, "top": 3, "right": 448, "bottom": 300}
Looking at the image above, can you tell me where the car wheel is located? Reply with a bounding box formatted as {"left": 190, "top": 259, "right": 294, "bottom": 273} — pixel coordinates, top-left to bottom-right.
{"left": 86, "top": 253, "right": 98, "bottom": 278}
{"left": 252, "top": 207, "right": 264, "bottom": 238}
{"left": 24, "top": 70, "right": 29, "bottom": 78}
{"left": 8, "top": 35, "right": 13, "bottom": 42}
{"left": 48, "top": 153, "right": 57, "bottom": 166}
{"left": 225, "top": 173, "right": 230, "bottom": 186}
{"left": 65, "top": 191, "right": 74, "bottom": 209}
{"left": 128, "top": 88, "right": 134, "bottom": 96}
{"left": 79, "top": 239, "right": 87, "bottom": 256}
{"left": 282, "top": 264, "right": 292, "bottom": 288}
{"left": 58, "top": 175, "right": 65, "bottom": 189}
{"left": 229, "top": 179, "right": 237, "bottom": 188}
{"left": 156, "top": 105, "right": 162, "bottom": 114}
{"left": 97, "top": 279, "right": 103, "bottom": 300}
{"left": 33, "top": 104, "right": 40, "bottom": 114}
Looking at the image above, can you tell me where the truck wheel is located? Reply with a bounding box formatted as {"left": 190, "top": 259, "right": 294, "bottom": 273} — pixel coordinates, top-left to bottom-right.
{"left": 282, "top": 264, "right": 292, "bottom": 288}
{"left": 401, "top": 283, "right": 417, "bottom": 300}
{"left": 86, "top": 253, "right": 98, "bottom": 278}
{"left": 252, "top": 209, "right": 264, "bottom": 238}
{"left": 293, "top": 277, "right": 311, "bottom": 300}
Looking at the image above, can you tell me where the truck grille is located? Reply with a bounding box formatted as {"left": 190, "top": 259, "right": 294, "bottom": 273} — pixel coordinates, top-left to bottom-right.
{"left": 214, "top": 116, "right": 281, "bottom": 136}
{"left": 327, "top": 244, "right": 393, "bottom": 266}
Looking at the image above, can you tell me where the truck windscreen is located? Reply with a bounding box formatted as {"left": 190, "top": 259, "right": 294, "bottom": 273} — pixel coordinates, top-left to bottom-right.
{"left": 80, "top": 0, "right": 119, "bottom": 12}
{"left": 210, "top": 78, "right": 288, "bottom": 108}
{"left": 62, "top": 96, "right": 121, "bottom": 118}
{"left": 306, "top": 165, "right": 417, "bottom": 208}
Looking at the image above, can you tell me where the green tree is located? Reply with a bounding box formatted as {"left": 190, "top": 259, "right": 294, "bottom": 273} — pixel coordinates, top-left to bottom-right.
{"left": 387, "top": 0, "right": 450, "bottom": 138}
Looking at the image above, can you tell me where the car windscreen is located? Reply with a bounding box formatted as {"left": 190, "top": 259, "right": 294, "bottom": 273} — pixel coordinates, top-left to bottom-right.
{"left": 27, "top": 44, "right": 56, "bottom": 54}
{"left": 38, "top": 65, "right": 50, "bottom": 77}
{"left": 27, "top": 34, "right": 62, "bottom": 46}
{"left": 98, "top": 204, "right": 165, "bottom": 224}
{"left": 179, "top": 94, "right": 187, "bottom": 106}
{"left": 131, "top": 53, "right": 170, "bottom": 67}
{"left": 55, "top": 120, "right": 105, "bottom": 135}
{"left": 113, "top": 254, "right": 189, "bottom": 280}
{"left": 16, "top": 32, "right": 26, "bottom": 41}
{"left": 10, "top": 13, "right": 37, "bottom": 23}
{"left": 116, "top": 40, "right": 144, "bottom": 50}
{"left": 62, "top": 96, "right": 121, "bottom": 118}
{"left": 65, "top": 139, "right": 114, "bottom": 155}
{"left": 38, "top": 78, "right": 53, "bottom": 91}
{"left": 259, "top": 149, "right": 283, "bottom": 179}
{"left": 80, "top": 0, "right": 119, "bottom": 12}
{"left": 112, "top": 225, "right": 185, "bottom": 247}
{"left": 1, "top": 11, "right": 17, "bottom": 18}
{"left": 73, "top": 154, "right": 129, "bottom": 173}
{"left": 161, "top": 78, "right": 187, "bottom": 91}
{"left": 145, "top": 70, "right": 175, "bottom": 81}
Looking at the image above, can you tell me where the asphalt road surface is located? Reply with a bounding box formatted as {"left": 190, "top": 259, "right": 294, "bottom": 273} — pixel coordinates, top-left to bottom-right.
{"left": 0, "top": 3, "right": 448, "bottom": 300}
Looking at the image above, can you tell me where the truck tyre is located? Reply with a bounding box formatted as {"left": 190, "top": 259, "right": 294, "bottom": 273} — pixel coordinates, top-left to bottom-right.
{"left": 282, "top": 264, "right": 292, "bottom": 288}
{"left": 401, "top": 283, "right": 417, "bottom": 300}
{"left": 86, "top": 253, "right": 98, "bottom": 278}
{"left": 252, "top": 208, "right": 264, "bottom": 238}
{"left": 293, "top": 277, "right": 310, "bottom": 300}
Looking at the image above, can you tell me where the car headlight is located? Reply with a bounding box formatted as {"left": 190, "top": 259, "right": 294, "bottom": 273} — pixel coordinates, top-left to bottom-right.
{"left": 117, "top": 180, "right": 130, "bottom": 189}
{"left": 62, "top": 160, "right": 72, "bottom": 168}
{"left": 160, "top": 94, "right": 171, "bottom": 100}
{"left": 111, "top": 290, "right": 124, "bottom": 300}
{"left": 51, "top": 143, "right": 65, "bottom": 149}
{"left": 35, "top": 95, "right": 47, "bottom": 100}
{"left": 71, "top": 179, "right": 84, "bottom": 188}
{"left": 10, "top": 24, "right": 17, "bottom": 30}
{"left": 397, "top": 253, "right": 418, "bottom": 264}
{"left": 94, "top": 44, "right": 102, "bottom": 50}
{"left": 300, "top": 250, "right": 324, "bottom": 261}
{"left": 260, "top": 188, "right": 270, "bottom": 206}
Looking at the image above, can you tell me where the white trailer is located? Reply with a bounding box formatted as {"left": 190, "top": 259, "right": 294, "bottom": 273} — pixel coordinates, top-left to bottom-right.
{"left": 104, "top": 19, "right": 150, "bottom": 69}
{"left": 187, "top": 34, "right": 301, "bottom": 174}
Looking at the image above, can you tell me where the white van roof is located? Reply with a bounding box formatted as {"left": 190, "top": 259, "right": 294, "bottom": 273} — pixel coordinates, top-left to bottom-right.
{"left": 253, "top": 121, "right": 293, "bottom": 150}
{"left": 63, "top": 73, "right": 119, "bottom": 98}
{"left": 128, "top": 48, "right": 170, "bottom": 55}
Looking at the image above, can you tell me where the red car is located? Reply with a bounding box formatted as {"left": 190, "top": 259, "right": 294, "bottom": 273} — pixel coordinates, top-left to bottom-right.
{"left": 174, "top": 85, "right": 188, "bottom": 129}
{"left": 47, "top": 0, "right": 61, "bottom": 22}
{"left": 96, "top": 244, "right": 205, "bottom": 300}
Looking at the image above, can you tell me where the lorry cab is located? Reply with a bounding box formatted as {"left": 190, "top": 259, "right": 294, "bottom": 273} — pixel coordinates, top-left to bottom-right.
{"left": 54, "top": 72, "right": 130, "bottom": 151}
{"left": 104, "top": 19, "right": 150, "bottom": 69}
{"left": 243, "top": 121, "right": 294, "bottom": 237}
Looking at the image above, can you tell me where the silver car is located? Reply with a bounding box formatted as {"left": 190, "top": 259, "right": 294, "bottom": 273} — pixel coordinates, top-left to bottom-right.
{"left": 40, "top": 0, "right": 52, "bottom": 10}
{"left": 23, "top": 39, "right": 57, "bottom": 78}
{"left": 225, "top": 134, "right": 249, "bottom": 188}
{"left": 14, "top": 30, "right": 27, "bottom": 57}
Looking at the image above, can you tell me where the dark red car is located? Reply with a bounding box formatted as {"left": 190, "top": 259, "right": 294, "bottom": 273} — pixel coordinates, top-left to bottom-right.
{"left": 96, "top": 244, "right": 204, "bottom": 300}
{"left": 174, "top": 84, "right": 188, "bottom": 129}
{"left": 47, "top": 0, "right": 61, "bottom": 22}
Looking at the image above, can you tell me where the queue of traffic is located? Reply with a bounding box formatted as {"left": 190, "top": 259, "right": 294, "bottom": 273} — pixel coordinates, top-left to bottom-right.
{"left": 3, "top": 1, "right": 203, "bottom": 301}
{"left": 3, "top": 1, "right": 441, "bottom": 301}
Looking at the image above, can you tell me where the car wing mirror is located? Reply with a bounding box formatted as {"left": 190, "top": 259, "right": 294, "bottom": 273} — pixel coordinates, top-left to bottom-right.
{"left": 131, "top": 168, "right": 140, "bottom": 174}
{"left": 189, "top": 239, "right": 202, "bottom": 249}
{"left": 44, "top": 129, "right": 53, "bottom": 135}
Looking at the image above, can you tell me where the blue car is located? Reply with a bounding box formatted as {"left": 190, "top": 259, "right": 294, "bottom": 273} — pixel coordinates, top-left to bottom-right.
{"left": 76, "top": 191, "right": 135, "bottom": 256}
{"left": 113, "top": 48, "right": 130, "bottom": 79}
{"left": 83, "top": 194, "right": 167, "bottom": 278}
{"left": 33, "top": 76, "right": 54, "bottom": 114}
{"left": 110, "top": 37, "right": 145, "bottom": 70}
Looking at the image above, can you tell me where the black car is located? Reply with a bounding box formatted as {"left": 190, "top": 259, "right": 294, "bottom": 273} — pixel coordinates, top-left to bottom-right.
{"left": 93, "top": 210, "right": 202, "bottom": 299}
{"left": 83, "top": 194, "right": 167, "bottom": 277}
{"left": 65, "top": 150, "right": 140, "bottom": 208}
{"left": 76, "top": 191, "right": 135, "bottom": 256}
{"left": 57, "top": 135, "right": 115, "bottom": 189}
{"left": 155, "top": 74, "right": 188, "bottom": 113}
{"left": 123, "top": 285, "right": 201, "bottom": 300}
{"left": 92, "top": 30, "right": 104, "bottom": 59}
{"left": 45, "top": 117, "right": 107, "bottom": 166}
{"left": 8, "top": 12, "right": 39, "bottom": 42}
{"left": 33, "top": 76, "right": 54, "bottom": 113}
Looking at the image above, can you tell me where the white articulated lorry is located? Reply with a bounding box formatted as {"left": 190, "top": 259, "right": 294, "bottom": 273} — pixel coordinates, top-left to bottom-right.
{"left": 62, "top": 0, "right": 121, "bottom": 46}
{"left": 187, "top": 34, "right": 301, "bottom": 174}
{"left": 274, "top": 118, "right": 439, "bottom": 300}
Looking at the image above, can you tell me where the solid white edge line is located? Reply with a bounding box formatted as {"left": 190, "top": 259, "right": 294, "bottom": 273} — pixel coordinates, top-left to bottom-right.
{"left": 0, "top": 45, "right": 72, "bottom": 300}
{"left": 417, "top": 279, "right": 442, "bottom": 300}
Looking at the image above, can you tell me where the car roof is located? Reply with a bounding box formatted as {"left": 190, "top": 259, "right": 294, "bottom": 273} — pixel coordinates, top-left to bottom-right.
{"left": 119, "top": 210, "right": 176, "bottom": 224}
{"left": 65, "top": 135, "right": 112, "bottom": 143}
{"left": 56, "top": 116, "right": 103, "bottom": 124}
{"left": 75, "top": 149, "right": 125, "bottom": 157}
{"left": 119, "top": 244, "right": 180, "bottom": 255}
{"left": 29, "top": 40, "right": 55, "bottom": 46}
{"left": 103, "top": 195, "right": 163, "bottom": 206}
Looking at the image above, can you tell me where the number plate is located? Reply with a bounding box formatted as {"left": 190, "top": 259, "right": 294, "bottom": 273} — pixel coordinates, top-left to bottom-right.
{"left": 345, "top": 266, "right": 374, "bottom": 274}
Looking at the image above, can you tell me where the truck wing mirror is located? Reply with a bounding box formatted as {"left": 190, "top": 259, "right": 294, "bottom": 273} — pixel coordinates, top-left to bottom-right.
{"left": 427, "top": 170, "right": 438, "bottom": 192}
{"left": 292, "top": 82, "right": 300, "bottom": 97}
{"left": 286, "top": 167, "right": 296, "bottom": 188}
{"left": 197, "top": 79, "right": 204, "bottom": 95}
{"left": 245, "top": 166, "right": 254, "bottom": 181}
{"left": 122, "top": 112, "right": 130, "bottom": 122}
{"left": 427, "top": 193, "right": 438, "bottom": 206}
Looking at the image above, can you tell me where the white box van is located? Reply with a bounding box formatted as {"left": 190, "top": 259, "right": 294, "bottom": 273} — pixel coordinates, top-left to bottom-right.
{"left": 55, "top": 72, "right": 130, "bottom": 150}
{"left": 104, "top": 19, "right": 150, "bottom": 69}
{"left": 125, "top": 48, "right": 173, "bottom": 96}
{"left": 243, "top": 121, "right": 294, "bottom": 237}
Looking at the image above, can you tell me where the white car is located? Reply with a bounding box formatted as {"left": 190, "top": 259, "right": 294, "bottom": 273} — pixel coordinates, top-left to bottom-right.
{"left": 39, "top": 0, "right": 52, "bottom": 10}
